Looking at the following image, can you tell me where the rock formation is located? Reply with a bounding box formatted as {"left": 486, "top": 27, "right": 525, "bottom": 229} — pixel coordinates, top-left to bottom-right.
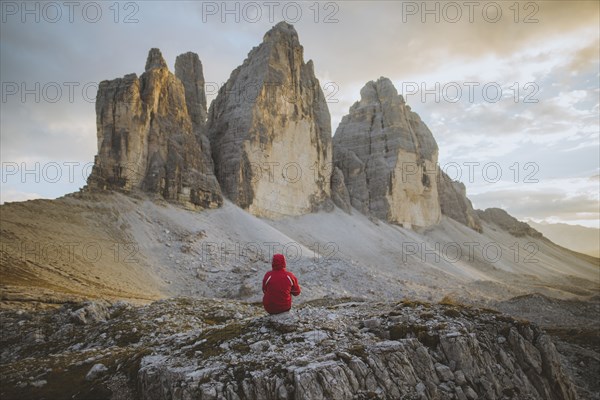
{"left": 87, "top": 48, "right": 222, "bottom": 209}
{"left": 437, "top": 169, "right": 482, "bottom": 232}
{"left": 478, "top": 208, "right": 543, "bottom": 238}
{"left": 136, "top": 300, "right": 578, "bottom": 400}
{"left": 175, "top": 52, "right": 208, "bottom": 134}
{"left": 330, "top": 166, "right": 352, "bottom": 213}
{"left": 333, "top": 77, "right": 440, "bottom": 228}
{"left": 208, "top": 21, "right": 332, "bottom": 218}
{"left": 0, "top": 298, "right": 578, "bottom": 399}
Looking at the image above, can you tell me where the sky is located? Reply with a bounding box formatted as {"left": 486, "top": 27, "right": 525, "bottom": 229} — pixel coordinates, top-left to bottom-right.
{"left": 1, "top": 0, "right": 599, "bottom": 228}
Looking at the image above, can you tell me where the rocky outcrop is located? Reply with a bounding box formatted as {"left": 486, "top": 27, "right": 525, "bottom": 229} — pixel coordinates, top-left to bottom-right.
{"left": 135, "top": 300, "right": 578, "bottom": 400}
{"left": 0, "top": 298, "right": 578, "bottom": 399}
{"left": 437, "top": 169, "right": 482, "bottom": 232}
{"left": 87, "top": 48, "right": 222, "bottom": 209}
{"left": 208, "top": 21, "right": 332, "bottom": 218}
{"left": 175, "top": 52, "right": 207, "bottom": 134}
{"left": 333, "top": 77, "right": 440, "bottom": 228}
{"left": 478, "top": 208, "right": 543, "bottom": 238}
{"left": 330, "top": 166, "right": 352, "bottom": 213}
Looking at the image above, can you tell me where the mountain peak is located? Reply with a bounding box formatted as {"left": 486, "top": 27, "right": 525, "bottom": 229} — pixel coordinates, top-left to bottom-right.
{"left": 175, "top": 51, "right": 207, "bottom": 132}
{"left": 89, "top": 48, "right": 221, "bottom": 208}
{"left": 145, "top": 48, "right": 168, "bottom": 71}
{"left": 334, "top": 78, "right": 439, "bottom": 227}
{"left": 207, "top": 20, "right": 331, "bottom": 218}
{"left": 263, "top": 21, "right": 299, "bottom": 44}
{"left": 361, "top": 77, "right": 403, "bottom": 104}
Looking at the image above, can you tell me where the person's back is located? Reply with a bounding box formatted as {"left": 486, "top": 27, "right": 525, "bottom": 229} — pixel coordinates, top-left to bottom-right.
{"left": 262, "top": 254, "right": 301, "bottom": 314}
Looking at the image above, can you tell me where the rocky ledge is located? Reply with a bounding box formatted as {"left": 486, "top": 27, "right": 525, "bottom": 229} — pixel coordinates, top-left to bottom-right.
{"left": 0, "top": 298, "right": 577, "bottom": 400}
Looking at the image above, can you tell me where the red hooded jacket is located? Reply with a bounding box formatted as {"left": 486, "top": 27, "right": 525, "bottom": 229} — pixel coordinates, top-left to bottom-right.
{"left": 262, "top": 254, "right": 301, "bottom": 314}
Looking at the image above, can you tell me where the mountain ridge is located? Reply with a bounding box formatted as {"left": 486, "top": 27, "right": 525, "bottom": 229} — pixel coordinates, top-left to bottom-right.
{"left": 528, "top": 221, "right": 600, "bottom": 258}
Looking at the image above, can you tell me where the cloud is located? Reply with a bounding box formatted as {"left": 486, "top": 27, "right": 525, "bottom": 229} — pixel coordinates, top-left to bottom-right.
{"left": 566, "top": 38, "right": 600, "bottom": 75}
{"left": 473, "top": 189, "right": 598, "bottom": 221}
{"left": 470, "top": 175, "right": 599, "bottom": 224}
{"left": 0, "top": 101, "right": 96, "bottom": 163}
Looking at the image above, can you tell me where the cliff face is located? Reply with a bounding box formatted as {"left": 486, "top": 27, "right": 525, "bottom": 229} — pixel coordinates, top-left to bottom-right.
{"left": 207, "top": 22, "right": 332, "bottom": 218}
{"left": 437, "top": 169, "right": 482, "bottom": 232}
{"left": 88, "top": 49, "right": 222, "bottom": 209}
{"left": 333, "top": 77, "right": 441, "bottom": 228}
{"left": 175, "top": 52, "right": 208, "bottom": 134}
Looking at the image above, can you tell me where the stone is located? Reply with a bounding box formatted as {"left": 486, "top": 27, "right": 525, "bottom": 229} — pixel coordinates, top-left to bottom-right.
{"left": 85, "top": 363, "right": 108, "bottom": 381}
{"left": 455, "top": 386, "right": 468, "bottom": 400}
{"left": 454, "top": 369, "right": 467, "bottom": 386}
{"left": 535, "top": 334, "right": 579, "bottom": 400}
{"left": 70, "top": 301, "right": 110, "bottom": 325}
{"left": 464, "top": 386, "right": 478, "bottom": 400}
{"left": 303, "top": 330, "right": 328, "bottom": 343}
{"left": 208, "top": 21, "right": 332, "bottom": 218}
{"left": 88, "top": 48, "right": 222, "bottom": 209}
{"left": 437, "top": 169, "right": 482, "bottom": 232}
{"left": 333, "top": 77, "right": 441, "bottom": 228}
{"left": 362, "top": 318, "right": 381, "bottom": 330}
{"left": 435, "top": 363, "right": 455, "bottom": 382}
{"left": 250, "top": 340, "right": 271, "bottom": 352}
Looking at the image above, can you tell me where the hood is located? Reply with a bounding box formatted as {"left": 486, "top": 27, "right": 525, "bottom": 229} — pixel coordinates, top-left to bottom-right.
{"left": 272, "top": 253, "right": 286, "bottom": 270}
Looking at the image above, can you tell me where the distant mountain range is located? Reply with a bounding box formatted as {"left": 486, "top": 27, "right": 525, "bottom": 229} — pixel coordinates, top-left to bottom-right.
{"left": 528, "top": 221, "right": 600, "bottom": 258}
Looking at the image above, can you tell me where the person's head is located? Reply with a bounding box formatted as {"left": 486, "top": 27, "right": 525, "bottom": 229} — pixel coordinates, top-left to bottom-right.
{"left": 272, "top": 253, "right": 286, "bottom": 270}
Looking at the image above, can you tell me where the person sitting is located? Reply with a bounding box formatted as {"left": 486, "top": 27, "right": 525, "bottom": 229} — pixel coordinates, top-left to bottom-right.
{"left": 262, "top": 253, "right": 301, "bottom": 314}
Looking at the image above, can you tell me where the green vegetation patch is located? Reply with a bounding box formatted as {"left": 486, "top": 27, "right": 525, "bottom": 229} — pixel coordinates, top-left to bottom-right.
{"left": 186, "top": 322, "right": 247, "bottom": 358}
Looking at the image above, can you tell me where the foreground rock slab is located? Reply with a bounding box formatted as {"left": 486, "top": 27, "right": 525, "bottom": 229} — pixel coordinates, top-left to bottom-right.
{"left": 1, "top": 298, "right": 578, "bottom": 400}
